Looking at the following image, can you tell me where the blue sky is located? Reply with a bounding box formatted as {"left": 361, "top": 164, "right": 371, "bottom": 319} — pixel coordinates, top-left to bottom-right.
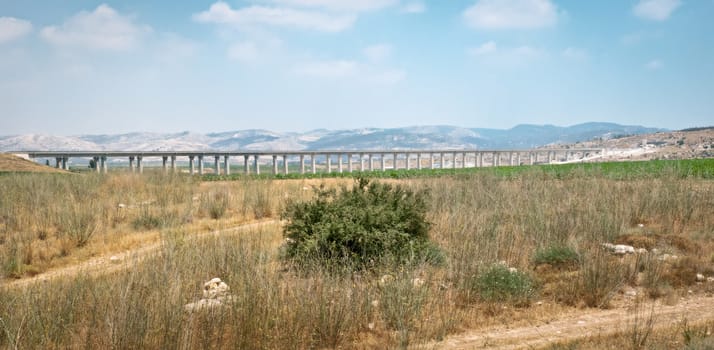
{"left": 0, "top": 0, "right": 712, "bottom": 135}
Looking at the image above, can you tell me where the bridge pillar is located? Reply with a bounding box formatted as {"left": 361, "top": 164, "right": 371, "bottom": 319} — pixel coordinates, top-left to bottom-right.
{"left": 254, "top": 155, "right": 260, "bottom": 175}
{"left": 493, "top": 152, "right": 498, "bottom": 167}
{"left": 300, "top": 154, "right": 305, "bottom": 174}
{"left": 188, "top": 156, "right": 194, "bottom": 175}
{"left": 93, "top": 157, "right": 100, "bottom": 173}
{"left": 311, "top": 155, "right": 316, "bottom": 174}
{"left": 392, "top": 153, "right": 398, "bottom": 170}
{"left": 478, "top": 152, "right": 483, "bottom": 167}
{"left": 381, "top": 154, "right": 386, "bottom": 171}
{"left": 517, "top": 153, "right": 521, "bottom": 166}
{"left": 214, "top": 156, "right": 221, "bottom": 175}
{"left": 244, "top": 155, "right": 249, "bottom": 174}
{"left": 129, "top": 156, "right": 135, "bottom": 172}
{"left": 429, "top": 153, "right": 434, "bottom": 169}
{"left": 359, "top": 153, "right": 364, "bottom": 172}
{"left": 197, "top": 156, "right": 203, "bottom": 175}
{"left": 326, "top": 154, "right": 332, "bottom": 173}
{"left": 417, "top": 153, "right": 423, "bottom": 170}
{"left": 162, "top": 156, "right": 168, "bottom": 173}
{"left": 272, "top": 155, "right": 278, "bottom": 175}
{"left": 171, "top": 156, "right": 176, "bottom": 172}
{"left": 101, "top": 156, "right": 107, "bottom": 173}
{"left": 224, "top": 156, "right": 230, "bottom": 175}
{"left": 367, "top": 154, "right": 372, "bottom": 171}
{"left": 137, "top": 156, "right": 143, "bottom": 174}
{"left": 440, "top": 153, "right": 445, "bottom": 169}
{"left": 283, "top": 154, "right": 288, "bottom": 174}
{"left": 347, "top": 154, "right": 353, "bottom": 172}
{"left": 509, "top": 152, "right": 514, "bottom": 166}
{"left": 452, "top": 153, "right": 457, "bottom": 169}
{"left": 462, "top": 152, "right": 466, "bottom": 168}
{"left": 405, "top": 153, "right": 411, "bottom": 170}
{"left": 338, "top": 154, "right": 343, "bottom": 173}
{"left": 54, "top": 157, "right": 60, "bottom": 168}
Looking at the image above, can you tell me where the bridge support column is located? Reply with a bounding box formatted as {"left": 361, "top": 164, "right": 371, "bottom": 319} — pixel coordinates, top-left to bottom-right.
{"left": 215, "top": 156, "right": 221, "bottom": 175}
{"left": 509, "top": 152, "right": 514, "bottom": 166}
{"left": 368, "top": 154, "right": 373, "bottom": 171}
{"left": 254, "top": 155, "right": 260, "bottom": 175}
{"left": 244, "top": 155, "right": 249, "bottom": 174}
{"left": 406, "top": 153, "right": 411, "bottom": 170}
{"left": 311, "top": 155, "right": 316, "bottom": 174}
{"left": 418, "top": 153, "right": 423, "bottom": 170}
{"left": 326, "top": 154, "right": 332, "bottom": 173}
{"left": 462, "top": 153, "right": 466, "bottom": 168}
{"left": 188, "top": 156, "right": 194, "bottom": 175}
{"left": 359, "top": 153, "right": 364, "bottom": 172}
{"left": 101, "top": 156, "right": 107, "bottom": 174}
{"left": 197, "top": 156, "right": 203, "bottom": 175}
{"left": 162, "top": 156, "right": 168, "bottom": 173}
{"left": 93, "top": 157, "right": 100, "bottom": 173}
{"left": 478, "top": 152, "right": 483, "bottom": 167}
{"left": 171, "top": 156, "right": 176, "bottom": 172}
{"left": 430, "top": 153, "right": 435, "bottom": 169}
{"left": 348, "top": 154, "right": 353, "bottom": 172}
{"left": 440, "top": 153, "right": 445, "bottom": 169}
{"left": 283, "top": 154, "right": 288, "bottom": 174}
{"left": 55, "top": 157, "right": 61, "bottom": 168}
{"left": 338, "top": 154, "right": 343, "bottom": 173}
{"left": 381, "top": 154, "right": 386, "bottom": 171}
{"left": 300, "top": 154, "right": 305, "bottom": 174}
{"left": 138, "top": 156, "right": 144, "bottom": 174}
{"left": 493, "top": 152, "right": 498, "bottom": 167}
{"left": 129, "top": 156, "right": 135, "bottom": 173}
{"left": 393, "top": 153, "right": 398, "bottom": 170}
{"left": 224, "top": 156, "right": 230, "bottom": 175}
{"left": 517, "top": 153, "right": 521, "bottom": 165}
{"left": 452, "top": 153, "right": 457, "bottom": 169}
{"left": 272, "top": 155, "right": 278, "bottom": 175}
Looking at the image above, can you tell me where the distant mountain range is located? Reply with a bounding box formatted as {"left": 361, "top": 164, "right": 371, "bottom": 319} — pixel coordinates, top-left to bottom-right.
{"left": 0, "top": 123, "right": 665, "bottom": 152}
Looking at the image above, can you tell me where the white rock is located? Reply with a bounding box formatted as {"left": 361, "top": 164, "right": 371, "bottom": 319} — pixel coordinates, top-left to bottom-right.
{"left": 184, "top": 298, "right": 223, "bottom": 312}
{"left": 368, "top": 322, "right": 375, "bottom": 330}
{"left": 508, "top": 267, "right": 518, "bottom": 273}
{"left": 109, "top": 256, "right": 120, "bottom": 263}
{"left": 610, "top": 244, "right": 635, "bottom": 255}
{"left": 379, "top": 274, "right": 394, "bottom": 287}
{"left": 637, "top": 224, "right": 645, "bottom": 228}
{"left": 412, "top": 278, "right": 425, "bottom": 288}
{"left": 118, "top": 203, "right": 126, "bottom": 209}
{"left": 696, "top": 273, "right": 706, "bottom": 282}
{"left": 371, "top": 299, "right": 380, "bottom": 308}
{"left": 707, "top": 277, "right": 714, "bottom": 283}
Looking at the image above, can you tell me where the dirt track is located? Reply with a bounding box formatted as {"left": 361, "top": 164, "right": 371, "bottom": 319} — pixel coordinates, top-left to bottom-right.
{"left": 1, "top": 219, "right": 279, "bottom": 289}
{"left": 427, "top": 294, "right": 714, "bottom": 349}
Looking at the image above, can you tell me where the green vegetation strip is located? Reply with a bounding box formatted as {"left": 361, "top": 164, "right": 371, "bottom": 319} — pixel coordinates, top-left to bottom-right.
{"left": 202, "top": 158, "right": 714, "bottom": 181}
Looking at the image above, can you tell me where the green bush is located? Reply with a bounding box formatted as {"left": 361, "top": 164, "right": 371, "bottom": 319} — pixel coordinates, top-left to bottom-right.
{"left": 280, "top": 178, "right": 443, "bottom": 270}
{"left": 533, "top": 245, "right": 580, "bottom": 267}
{"left": 470, "top": 264, "right": 537, "bottom": 304}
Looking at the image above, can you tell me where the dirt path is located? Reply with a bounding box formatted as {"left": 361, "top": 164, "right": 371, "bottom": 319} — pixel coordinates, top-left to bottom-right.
{"left": 427, "top": 294, "right": 714, "bottom": 349}
{"left": 2, "top": 219, "right": 278, "bottom": 289}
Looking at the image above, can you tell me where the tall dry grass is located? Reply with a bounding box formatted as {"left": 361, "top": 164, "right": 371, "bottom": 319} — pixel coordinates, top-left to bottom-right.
{"left": 1, "top": 168, "right": 713, "bottom": 348}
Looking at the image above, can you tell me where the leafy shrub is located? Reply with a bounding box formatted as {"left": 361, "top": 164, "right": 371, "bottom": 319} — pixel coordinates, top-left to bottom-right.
{"left": 469, "top": 264, "right": 537, "bottom": 305}
{"left": 533, "top": 245, "right": 580, "bottom": 268}
{"left": 280, "top": 178, "right": 442, "bottom": 270}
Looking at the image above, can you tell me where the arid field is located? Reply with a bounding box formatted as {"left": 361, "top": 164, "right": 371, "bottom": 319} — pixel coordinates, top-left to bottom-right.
{"left": 1, "top": 158, "right": 714, "bottom": 349}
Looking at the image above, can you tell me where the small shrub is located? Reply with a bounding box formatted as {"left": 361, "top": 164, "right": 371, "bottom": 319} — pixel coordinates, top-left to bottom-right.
{"left": 132, "top": 209, "right": 162, "bottom": 230}
{"left": 533, "top": 245, "right": 579, "bottom": 268}
{"left": 577, "top": 248, "right": 630, "bottom": 308}
{"left": 202, "top": 191, "right": 230, "bottom": 219}
{"left": 469, "top": 264, "right": 537, "bottom": 305}
{"left": 281, "top": 178, "right": 442, "bottom": 271}
{"left": 59, "top": 203, "right": 99, "bottom": 247}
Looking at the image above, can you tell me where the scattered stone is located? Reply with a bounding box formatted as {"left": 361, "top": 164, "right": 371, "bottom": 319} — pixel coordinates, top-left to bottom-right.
{"left": 109, "top": 256, "right": 120, "bottom": 264}
{"left": 371, "top": 299, "right": 379, "bottom": 308}
{"left": 368, "top": 322, "right": 375, "bottom": 330}
{"left": 658, "top": 254, "right": 678, "bottom": 261}
{"left": 708, "top": 277, "right": 714, "bottom": 283}
{"left": 638, "top": 224, "right": 645, "bottom": 228}
{"left": 696, "top": 273, "right": 706, "bottom": 282}
{"left": 184, "top": 277, "right": 233, "bottom": 312}
{"left": 117, "top": 203, "right": 126, "bottom": 209}
{"left": 535, "top": 301, "right": 543, "bottom": 306}
{"left": 412, "top": 278, "right": 425, "bottom": 288}
{"left": 508, "top": 267, "right": 518, "bottom": 273}
{"left": 602, "top": 243, "right": 635, "bottom": 255}
{"left": 636, "top": 248, "right": 648, "bottom": 254}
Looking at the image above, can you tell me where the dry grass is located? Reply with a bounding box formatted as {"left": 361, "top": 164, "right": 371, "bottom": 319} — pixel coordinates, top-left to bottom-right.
{"left": 0, "top": 154, "right": 67, "bottom": 174}
{"left": 1, "top": 168, "right": 714, "bottom": 349}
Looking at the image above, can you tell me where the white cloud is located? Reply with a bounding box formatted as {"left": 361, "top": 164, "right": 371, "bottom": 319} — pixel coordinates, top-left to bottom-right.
{"left": 634, "top": 0, "right": 682, "bottom": 21}
{"left": 363, "top": 44, "right": 392, "bottom": 62}
{"left": 0, "top": 17, "right": 33, "bottom": 43}
{"left": 468, "top": 41, "right": 497, "bottom": 56}
{"left": 562, "top": 47, "right": 588, "bottom": 60}
{"left": 401, "top": 2, "right": 426, "bottom": 14}
{"left": 193, "top": 2, "right": 356, "bottom": 32}
{"left": 41, "top": 4, "right": 150, "bottom": 51}
{"left": 295, "top": 59, "right": 405, "bottom": 84}
{"left": 228, "top": 38, "right": 282, "bottom": 62}
{"left": 463, "top": 0, "right": 558, "bottom": 29}
{"left": 156, "top": 34, "right": 197, "bottom": 63}
{"left": 267, "top": 0, "right": 398, "bottom": 13}
{"left": 645, "top": 59, "right": 663, "bottom": 70}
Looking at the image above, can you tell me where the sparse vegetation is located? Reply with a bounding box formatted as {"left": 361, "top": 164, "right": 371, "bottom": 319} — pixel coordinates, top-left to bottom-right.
{"left": 1, "top": 160, "right": 713, "bottom": 349}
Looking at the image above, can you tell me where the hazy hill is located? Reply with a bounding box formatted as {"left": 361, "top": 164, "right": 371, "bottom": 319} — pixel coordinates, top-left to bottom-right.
{"left": 0, "top": 123, "right": 664, "bottom": 152}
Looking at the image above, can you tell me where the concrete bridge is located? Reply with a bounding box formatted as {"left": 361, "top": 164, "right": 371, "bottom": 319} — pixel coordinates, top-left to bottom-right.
{"left": 22, "top": 149, "right": 605, "bottom": 175}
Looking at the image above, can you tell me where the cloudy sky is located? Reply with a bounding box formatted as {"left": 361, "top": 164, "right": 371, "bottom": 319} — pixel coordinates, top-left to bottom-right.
{"left": 1, "top": 0, "right": 712, "bottom": 135}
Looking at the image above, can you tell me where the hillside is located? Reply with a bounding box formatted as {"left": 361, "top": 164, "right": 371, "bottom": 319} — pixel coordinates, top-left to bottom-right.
{"left": 0, "top": 123, "right": 663, "bottom": 152}
{"left": 0, "top": 153, "right": 66, "bottom": 173}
